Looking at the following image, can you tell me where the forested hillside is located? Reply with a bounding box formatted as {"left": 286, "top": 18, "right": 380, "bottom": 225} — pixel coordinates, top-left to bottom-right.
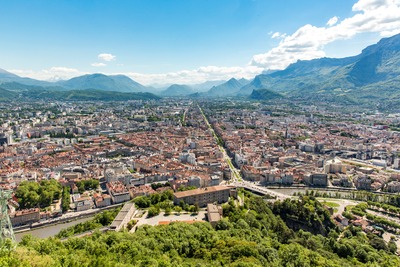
{"left": 0, "top": 194, "right": 398, "bottom": 266}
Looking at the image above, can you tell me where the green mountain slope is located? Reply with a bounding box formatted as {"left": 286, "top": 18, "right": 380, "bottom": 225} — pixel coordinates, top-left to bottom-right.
{"left": 160, "top": 84, "right": 193, "bottom": 96}
{"left": 0, "top": 82, "right": 66, "bottom": 92}
{"left": 191, "top": 80, "right": 226, "bottom": 92}
{"left": 5, "top": 195, "right": 399, "bottom": 266}
{"left": 59, "top": 73, "right": 149, "bottom": 92}
{"left": 240, "top": 33, "right": 400, "bottom": 103}
{"left": 109, "top": 74, "right": 149, "bottom": 92}
{"left": 23, "top": 89, "right": 160, "bottom": 101}
{"left": 207, "top": 78, "right": 248, "bottom": 97}
{"left": 0, "top": 68, "right": 55, "bottom": 87}
{"left": 249, "top": 88, "right": 283, "bottom": 100}
{"left": 0, "top": 87, "right": 18, "bottom": 101}
{"left": 0, "top": 87, "right": 159, "bottom": 101}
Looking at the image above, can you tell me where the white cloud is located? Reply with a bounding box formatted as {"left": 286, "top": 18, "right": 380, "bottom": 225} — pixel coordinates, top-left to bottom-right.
{"left": 326, "top": 16, "right": 339, "bottom": 26}
{"left": 91, "top": 62, "right": 106, "bottom": 67}
{"left": 121, "top": 65, "right": 263, "bottom": 85}
{"left": 352, "top": 0, "right": 389, "bottom": 11}
{"left": 10, "top": 67, "right": 84, "bottom": 81}
{"left": 251, "top": 0, "right": 400, "bottom": 70}
{"left": 381, "top": 28, "right": 400, "bottom": 37}
{"left": 98, "top": 53, "right": 116, "bottom": 62}
{"left": 9, "top": 0, "right": 400, "bottom": 86}
{"left": 7, "top": 65, "right": 263, "bottom": 85}
{"left": 271, "top": 32, "right": 287, "bottom": 39}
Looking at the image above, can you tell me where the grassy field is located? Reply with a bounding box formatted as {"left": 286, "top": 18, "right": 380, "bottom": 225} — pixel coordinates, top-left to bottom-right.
{"left": 320, "top": 200, "right": 340, "bottom": 213}
{"left": 321, "top": 201, "right": 340, "bottom": 208}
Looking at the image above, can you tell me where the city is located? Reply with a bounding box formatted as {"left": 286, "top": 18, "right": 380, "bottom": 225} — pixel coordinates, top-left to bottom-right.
{"left": 1, "top": 99, "right": 400, "bottom": 247}
{"left": 2, "top": 0, "right": 400, "bottom": 266}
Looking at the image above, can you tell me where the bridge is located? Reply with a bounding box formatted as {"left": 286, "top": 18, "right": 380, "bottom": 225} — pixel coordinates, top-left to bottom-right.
{"left": 232, "top": 181, "right": 290, "bottom": 201}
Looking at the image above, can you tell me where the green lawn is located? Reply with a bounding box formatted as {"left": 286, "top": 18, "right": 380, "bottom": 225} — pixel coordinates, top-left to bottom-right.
{"left": 321, "top": 201, "right": 340, "bottom": 208}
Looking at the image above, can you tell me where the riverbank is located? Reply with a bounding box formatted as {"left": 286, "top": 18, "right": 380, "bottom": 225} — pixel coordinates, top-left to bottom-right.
{"left": 14, "top": 202, "right": 124, "bottom": 234}
{"left": 14, "top": 203, "right": 125, "bottom": 242}
{"left": 15, "top": 216, "right": 95, "bottom": 242}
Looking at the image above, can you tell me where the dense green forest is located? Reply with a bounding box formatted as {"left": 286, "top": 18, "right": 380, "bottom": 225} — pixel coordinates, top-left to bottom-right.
{"left": 1, "top": 194, "right": 399, "bottom": 266}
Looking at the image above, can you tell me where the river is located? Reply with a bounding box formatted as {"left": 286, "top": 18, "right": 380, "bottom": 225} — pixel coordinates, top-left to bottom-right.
{"left": 15, "top": 216, "right": 94, "bottom": 242}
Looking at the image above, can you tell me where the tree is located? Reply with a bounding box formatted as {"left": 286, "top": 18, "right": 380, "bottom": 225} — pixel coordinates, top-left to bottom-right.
{"left": 165, "top": 207, "right": 172, "bottom": 215}
{"left": 134, "top": 196, "right": 151, "bottom": 208}
{"left": 174, "top": 206, "right": 182, "bottom": 214}
{"left": 189, "top": 204, "right": 199, "bottom": 214}
{"left": 150, "top": 193, "right": 161, "bottom": 205}
{"left": 126, "top": 220, "right": 137, "bottom": 231}
{"left": 160, "top": 190, "right": 173, "bottom": 201}
{"left": 5, "top": 193, "right": 400, "bottom": 266}
{"left": 147, "top": 207, "right": 160, "bottom": 218}
{"left": 215, "top": 218, "right": 232, "bottom": 230}
{"left": 61, "top": 186, "right": 71, "bottom": 213}
{"left": 389, "top": 237, "right": 397, "bottom": 254}
{"left": 15, "top": 179, "right": 61, "bottom": 209}
{"left": 76, "top": 179, "right": 99, "bottom": 193}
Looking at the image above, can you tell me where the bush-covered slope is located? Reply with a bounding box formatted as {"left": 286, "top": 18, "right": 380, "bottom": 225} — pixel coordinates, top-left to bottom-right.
{"left": 1, "top": 194, "right": 398, "bottom": 266}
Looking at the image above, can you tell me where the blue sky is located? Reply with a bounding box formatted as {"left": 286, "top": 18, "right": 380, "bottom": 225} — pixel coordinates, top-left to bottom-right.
{"left": 1, "top": 0, "right": 399, "bottom": 85}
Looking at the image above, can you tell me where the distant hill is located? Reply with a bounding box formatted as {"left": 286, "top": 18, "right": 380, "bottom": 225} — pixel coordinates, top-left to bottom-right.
{"left": 207, "top": 78, "right": 248, "bottom": 97}
{"left": 238, "top": 33, "right": 400, "bottom": 103}
{"left": 58, "top": 73, "right": 148, "bottom": 92}
{"left": 237, "top": 78, "right": 249, "bottom": 85}
{"left": 0, "top": 87, "right": 160, "bottom": 101}
{"left": 0, "top": 68, "right": 54, "bottom": 87}
{"left": 249, "top": 89, "right": 283, "bottom": 100}
{"left": 109, "top": 75, "right": 149, "bottom": 92}
{"left": 26, "top": 89, "right": 160, "bottom": 101}
{"left": 160, "top": 84, "right": 193, "bottom": 96}
{"left": 0, "top": 68, "right": 19, "bottom": 79}
{"left": 2, "top": 33, "right": 400, "bottom": 103}
{"left": 0, "top": 70, "right": 151, "bottom": 93}
{"left": 0, "top": 87, "right": 18, "bottom": 101}
{"left": 0, "top": 82, "right": 66, "bottom": 92}
{"left": 190, "top": 80, "right": 225, "bottom": 92}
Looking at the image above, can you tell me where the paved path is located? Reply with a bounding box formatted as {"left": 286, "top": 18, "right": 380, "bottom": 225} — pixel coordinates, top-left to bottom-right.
{"left": 316, "top": 198, "right": 358, "bottom": 215}
{"left": 132, "top": 211, "right": 207, "bottom": 231}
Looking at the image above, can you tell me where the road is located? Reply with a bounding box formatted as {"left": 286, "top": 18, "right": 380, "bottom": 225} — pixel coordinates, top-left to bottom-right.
{"left": 181, "top": 108, "right": 188, "bottom": 126}
{"left": 197, "top": 104, "right": 241, "bottom": 181}
{"left": 197, "top": 104, "right": 293, "bottom": 201}
{"left": 233, "top": 181, "right": 290, "bottom": 200}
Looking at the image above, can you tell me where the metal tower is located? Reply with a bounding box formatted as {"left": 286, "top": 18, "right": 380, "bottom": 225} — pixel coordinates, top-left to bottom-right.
{"left": 0, "top": 189, "right": 15, "bottom": 246}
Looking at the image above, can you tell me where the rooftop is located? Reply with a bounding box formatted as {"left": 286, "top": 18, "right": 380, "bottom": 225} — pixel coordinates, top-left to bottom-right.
{"left": 174, "top": 185, "right": 231, "bottom": 198}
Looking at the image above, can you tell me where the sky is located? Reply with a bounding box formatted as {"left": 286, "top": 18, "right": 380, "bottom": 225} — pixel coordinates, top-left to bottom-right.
{"left": 0, "top": 0, "right": 400, "bottom": 85}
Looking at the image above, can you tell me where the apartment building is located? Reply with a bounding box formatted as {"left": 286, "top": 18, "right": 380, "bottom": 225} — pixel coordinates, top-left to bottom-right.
{"left": 173, "top": 185, "right": 231, "bottom": 207}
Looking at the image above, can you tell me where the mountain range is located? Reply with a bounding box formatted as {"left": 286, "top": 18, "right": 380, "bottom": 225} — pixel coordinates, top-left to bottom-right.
{"left": 244, "top": 33, "right": 400, "bottom": 103}
{"left": 160, "top": 84, "right": 194, "bottom": 96}
{"left": 1, "top": 32, "right": 400, "bottom": 102}
{"left": 207, "top": 78, "right": 248, "bottom": 97}
{"left": 57, "top": 73, "right": 149, "bottom": 92}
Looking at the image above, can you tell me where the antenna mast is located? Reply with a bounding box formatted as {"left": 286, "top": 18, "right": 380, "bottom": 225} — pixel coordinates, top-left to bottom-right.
{"left": 0, "top": 189, "right": 15, "bottom": 246}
